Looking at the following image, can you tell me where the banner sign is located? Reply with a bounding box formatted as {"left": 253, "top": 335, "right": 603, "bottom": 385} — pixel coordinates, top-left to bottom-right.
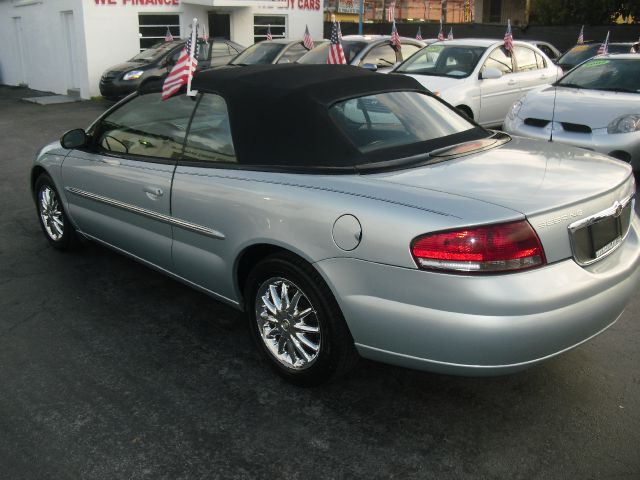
{"left": 94, "top": 0, "right": 180, "bottom": 5}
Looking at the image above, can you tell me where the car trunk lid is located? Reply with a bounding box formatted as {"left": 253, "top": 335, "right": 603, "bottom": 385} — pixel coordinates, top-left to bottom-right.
{"left": 368, "top": 136, "right": 635, "bottom": 263}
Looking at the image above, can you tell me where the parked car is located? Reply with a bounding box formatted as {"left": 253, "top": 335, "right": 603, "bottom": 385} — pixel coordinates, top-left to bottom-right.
{"left": 504, "top": 54, "right": 640, "bottom": 170}
{"left": 33, "top": 64, "right": 639, "bottom": 386}
{"left": 228, "top": 39, "right": 328, "bottom": 66}
{"left": 525, "top": 40, "right": 561, "bottom": 62}
{"left": 99, "top": 38, "right": 245, "bottom": 100}
{"left": 557, "top": 41, "right": 634, "bottom": 72}
{"left": 297, "top": 35, "right": 426, "bottom": 72}
{"left": 393, "top": 39, "right": 562, "bottom": 127}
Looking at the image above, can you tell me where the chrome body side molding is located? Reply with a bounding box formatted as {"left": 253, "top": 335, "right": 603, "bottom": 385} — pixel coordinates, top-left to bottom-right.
{"left": 65, "top": 186, "right": 226, "bottom": 240}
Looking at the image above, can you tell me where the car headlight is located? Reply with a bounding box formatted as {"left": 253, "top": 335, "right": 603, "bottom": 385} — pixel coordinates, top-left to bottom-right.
{"left": 507, "top": 100, "right": 523, "bottom": 121}
{"left": 607, "top": 114, "right": 640, "bottom": 134}
{"left": 122, "top": 70, "right": 144, "bottom": 81}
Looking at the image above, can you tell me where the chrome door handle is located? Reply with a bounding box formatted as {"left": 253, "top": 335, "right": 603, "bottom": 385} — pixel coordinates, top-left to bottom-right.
{"left": 102, "top": 158, "right": 121, "bottom": 166}
{"left": 143, "top": 186, "right": 164, "bottom": 197}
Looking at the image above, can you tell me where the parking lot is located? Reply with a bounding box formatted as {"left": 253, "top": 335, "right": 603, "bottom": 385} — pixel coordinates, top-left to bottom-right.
{"left": 1, "top": 85, "right": 639, "bottom": 479}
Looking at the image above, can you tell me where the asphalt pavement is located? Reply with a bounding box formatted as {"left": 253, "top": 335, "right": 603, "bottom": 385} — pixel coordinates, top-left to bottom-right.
{"left": 1, "top": 85, "right": 639, "bottom": 480}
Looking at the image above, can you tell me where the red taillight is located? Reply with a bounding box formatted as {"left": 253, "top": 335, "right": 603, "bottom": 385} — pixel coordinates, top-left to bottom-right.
{"left": 411, "top": 220, "right": 546, "bottom": 273}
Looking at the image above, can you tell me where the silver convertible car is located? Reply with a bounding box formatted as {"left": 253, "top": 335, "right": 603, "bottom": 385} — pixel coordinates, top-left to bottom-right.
{"left": 32, "top": 65, "right": 639, "bottom": 385}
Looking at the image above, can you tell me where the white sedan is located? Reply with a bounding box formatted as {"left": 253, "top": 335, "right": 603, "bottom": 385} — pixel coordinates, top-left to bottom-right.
{"left": 504, "top": 54, "right": 640, "bottom": 170}
{"left": 393, "top": 39, "right": 562, "bottom": 127}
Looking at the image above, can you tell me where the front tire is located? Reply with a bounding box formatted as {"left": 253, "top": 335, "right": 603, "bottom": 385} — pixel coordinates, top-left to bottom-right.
{"left": 245, "top": 253, "right": 358, "bottom": 386}
{"left": 35, "top": 173, "right": 78, "bottom": 251}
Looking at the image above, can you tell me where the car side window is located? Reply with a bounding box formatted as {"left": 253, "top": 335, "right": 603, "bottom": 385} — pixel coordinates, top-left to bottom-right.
{"left": 96, "top": 93, "right": 197, "bottom": 160}
{"left": 400, "top": 44, "right": 421, "bottom": 61}
{"left": 514, "top": 46, "right": 539, "bottom": 72}
{"left": 535, "top": 51, "right": 547, "bottom": 69}
{"left": 277, "top": 43, "right": 307, "bottom": 64}
{"left": 183, "top": 94, "right": 236, "bottom": 164}
{"left": 537, "top": 44, "right": 555, "bottom": 60}
{"left": 482, "top": 46, "right": 514, "bottom": 75}
{"left": 360, "top": 44, "right": 397, "bottom": 68}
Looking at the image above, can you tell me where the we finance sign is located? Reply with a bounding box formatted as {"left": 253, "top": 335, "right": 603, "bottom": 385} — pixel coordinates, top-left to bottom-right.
{"left": 95, "top": 0, "right": 180, "bottom": 5}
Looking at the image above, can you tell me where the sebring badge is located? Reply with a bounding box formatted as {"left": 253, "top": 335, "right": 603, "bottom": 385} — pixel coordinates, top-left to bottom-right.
{"left": 537, "top": 209, "right": 584, "bottom": 229}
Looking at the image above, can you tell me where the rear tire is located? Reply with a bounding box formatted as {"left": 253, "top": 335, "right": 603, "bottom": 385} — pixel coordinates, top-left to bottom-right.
{"left": 244, "top": 252, "right": 359, "bottom": 386}
{"left": 34, "top": 173, "right": 79, "bottom": 251}
{"left": 456, "top": 105, "right": 474, "bottom": 120}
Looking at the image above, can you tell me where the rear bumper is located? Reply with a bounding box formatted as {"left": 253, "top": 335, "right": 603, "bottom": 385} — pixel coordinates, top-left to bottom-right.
{"left": 315, "top": 215, "right": 640, "bottom": 375}
{"left": 504, "top": 117, "right": 640, "bottom": 170}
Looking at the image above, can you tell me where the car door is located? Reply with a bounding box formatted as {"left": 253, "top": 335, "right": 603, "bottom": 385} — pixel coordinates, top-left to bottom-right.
{"left": 62, "top": 92, "right": 198, "bottom": 270}
{"left": 478, "top": 46, "right": 519, "bottom": 126}
{"left": 513, "top": 45, "right": 552, "bottom": 94}
{"left": 171, "top": 93, "right": 239, "bottom": 302}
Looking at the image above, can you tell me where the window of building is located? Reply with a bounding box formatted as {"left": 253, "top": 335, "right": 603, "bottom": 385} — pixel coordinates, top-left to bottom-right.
{"left": 253, "top": 15, "right": 286, "bottom": 43}
{"left": 96, "top": 93, "right": 197, "bottom": 160}
{"left": 139, "top": 14, "right": 180, "bottom": 51}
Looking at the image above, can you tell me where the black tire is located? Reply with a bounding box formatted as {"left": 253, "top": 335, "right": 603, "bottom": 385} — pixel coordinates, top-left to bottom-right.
{"left": 456, "top": 105, "right": 473, "bottom": 120}
{"left": 34, "top": 173, "right": 79, "bottom": 251}
{"left": 244, "top": 252, "right": 359, "bottom": 386}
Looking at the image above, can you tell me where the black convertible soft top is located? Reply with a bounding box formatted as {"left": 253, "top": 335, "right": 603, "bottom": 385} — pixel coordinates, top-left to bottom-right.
{"left": 192, "top": 64, "right": 435, "bottom": 169}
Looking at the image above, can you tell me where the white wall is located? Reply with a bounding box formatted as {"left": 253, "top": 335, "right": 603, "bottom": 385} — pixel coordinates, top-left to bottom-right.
{"left": 0, "top": 0, "right": 89, "bottom": 96}
{"left": 0, "top": 0, "right": 323, "bottom": 99}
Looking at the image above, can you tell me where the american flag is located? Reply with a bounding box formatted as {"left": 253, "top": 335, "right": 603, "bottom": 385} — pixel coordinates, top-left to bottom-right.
{"left": 338, "top": 21, "right": 343, "bottom": 40}
{"left": 387, "top": 1, "right": 396, "bottom": 22}
{"left": 437, "top": 18, "right": 444, "bottom": 41}
{"left": 416, "top": 26, "right": 423, "bottom": 41}
{"left": 504, "top": 19, "right": 513, "bottom": 53}
{"left": 162, "top": 22, "right": 198, "bottom": 100}
{"left": 327, "top": 21, "right": 347, "bottom": 65}
{"left": 165, "top": 27, "right": 174, "bottom": 42}
{"left": 447, "top": 27, "right": 453, "bottom": 40}
{"left": 266, "top": 25, "right": 273, "bottom": 41}
{"left": 577, "top": 25, "right": 584, "bottom": 45}
{"left": 303, "top": 25, "right": 314, "bottom": 50}
{"left": 597, "top": 31, "right": 609, "bottom": 55}
{"left": 390, "top": 21, "right": 401, "bottom": 49}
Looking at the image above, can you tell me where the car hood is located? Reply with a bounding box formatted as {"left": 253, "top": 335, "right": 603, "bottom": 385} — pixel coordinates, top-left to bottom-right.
{"left": 402, "top": 74, "right": 466, "bottom": 93}
{"left": 521, "top": 85, "right": 640, "bottom": 128}
{"left": 368, "top": 135, "right": 632, "bottom": 217}
{"left": 104, "top": 61, "right": 151, "bottom": 75}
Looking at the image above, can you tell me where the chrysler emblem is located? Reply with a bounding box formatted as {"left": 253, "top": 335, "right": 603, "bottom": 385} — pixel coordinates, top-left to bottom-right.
{"left": 614, "top": 202, "right": 623, "bottom": 217}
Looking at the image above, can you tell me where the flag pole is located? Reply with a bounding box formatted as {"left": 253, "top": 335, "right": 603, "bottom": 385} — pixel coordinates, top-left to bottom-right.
{"left": 187, "top": 18, "right": 198, "bottom": 97}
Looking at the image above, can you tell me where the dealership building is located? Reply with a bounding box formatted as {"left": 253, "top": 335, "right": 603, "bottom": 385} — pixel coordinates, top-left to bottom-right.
{"left": 0, "top": 0, "right": 322, "bottom": 99}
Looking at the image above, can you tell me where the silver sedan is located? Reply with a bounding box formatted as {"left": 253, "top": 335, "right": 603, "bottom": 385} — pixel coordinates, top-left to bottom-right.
{"left": 31, "top": 64, "right": 639, "bottom": 385}
{"left": 504, "top": 54, "right": 640, "bottom": 170}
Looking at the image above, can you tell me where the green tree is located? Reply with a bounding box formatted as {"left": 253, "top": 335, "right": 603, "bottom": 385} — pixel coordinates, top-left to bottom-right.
{"left": 530, "top": 0, "right": 639, "bottom": 24}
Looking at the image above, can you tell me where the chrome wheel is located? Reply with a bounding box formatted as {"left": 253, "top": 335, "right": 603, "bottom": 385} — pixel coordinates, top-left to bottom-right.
{"left": 39, "top": 185, "right": 64, "bottom": 241}
{"left": 255, "top": 277, "right": 321, "bottom": 370}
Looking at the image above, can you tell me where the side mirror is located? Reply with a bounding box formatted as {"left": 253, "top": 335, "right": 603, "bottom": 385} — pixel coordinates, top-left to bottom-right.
{"left": 481, "top": 67, "right": 503, "bottom": 79}
{"left": 362, "top": 63, "right": 378, "bottom": 72}
{"left": 60, "top": 129, "right": 88, "bottom": 150}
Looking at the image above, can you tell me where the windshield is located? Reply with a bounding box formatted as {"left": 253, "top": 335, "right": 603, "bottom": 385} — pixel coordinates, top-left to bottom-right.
{"left": 297, "top": 41, "right": 368, "bottom": 64}
{"left": 130, "top": 42, "right": 180, "bottom": 62}
{"left": 329, "top": 91, "right": 479, "bottom": 154}
{"left": 558, "top": 58, "right": 640, "bottom": 93}
{"left": 558, "top": 44, "right": 631, "bottom": 69}
{"left": 230, "top": 42, "right": 286, "bottom": 65}
{"left": 395, "top": 44, "right": 487, "bottom": 78}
